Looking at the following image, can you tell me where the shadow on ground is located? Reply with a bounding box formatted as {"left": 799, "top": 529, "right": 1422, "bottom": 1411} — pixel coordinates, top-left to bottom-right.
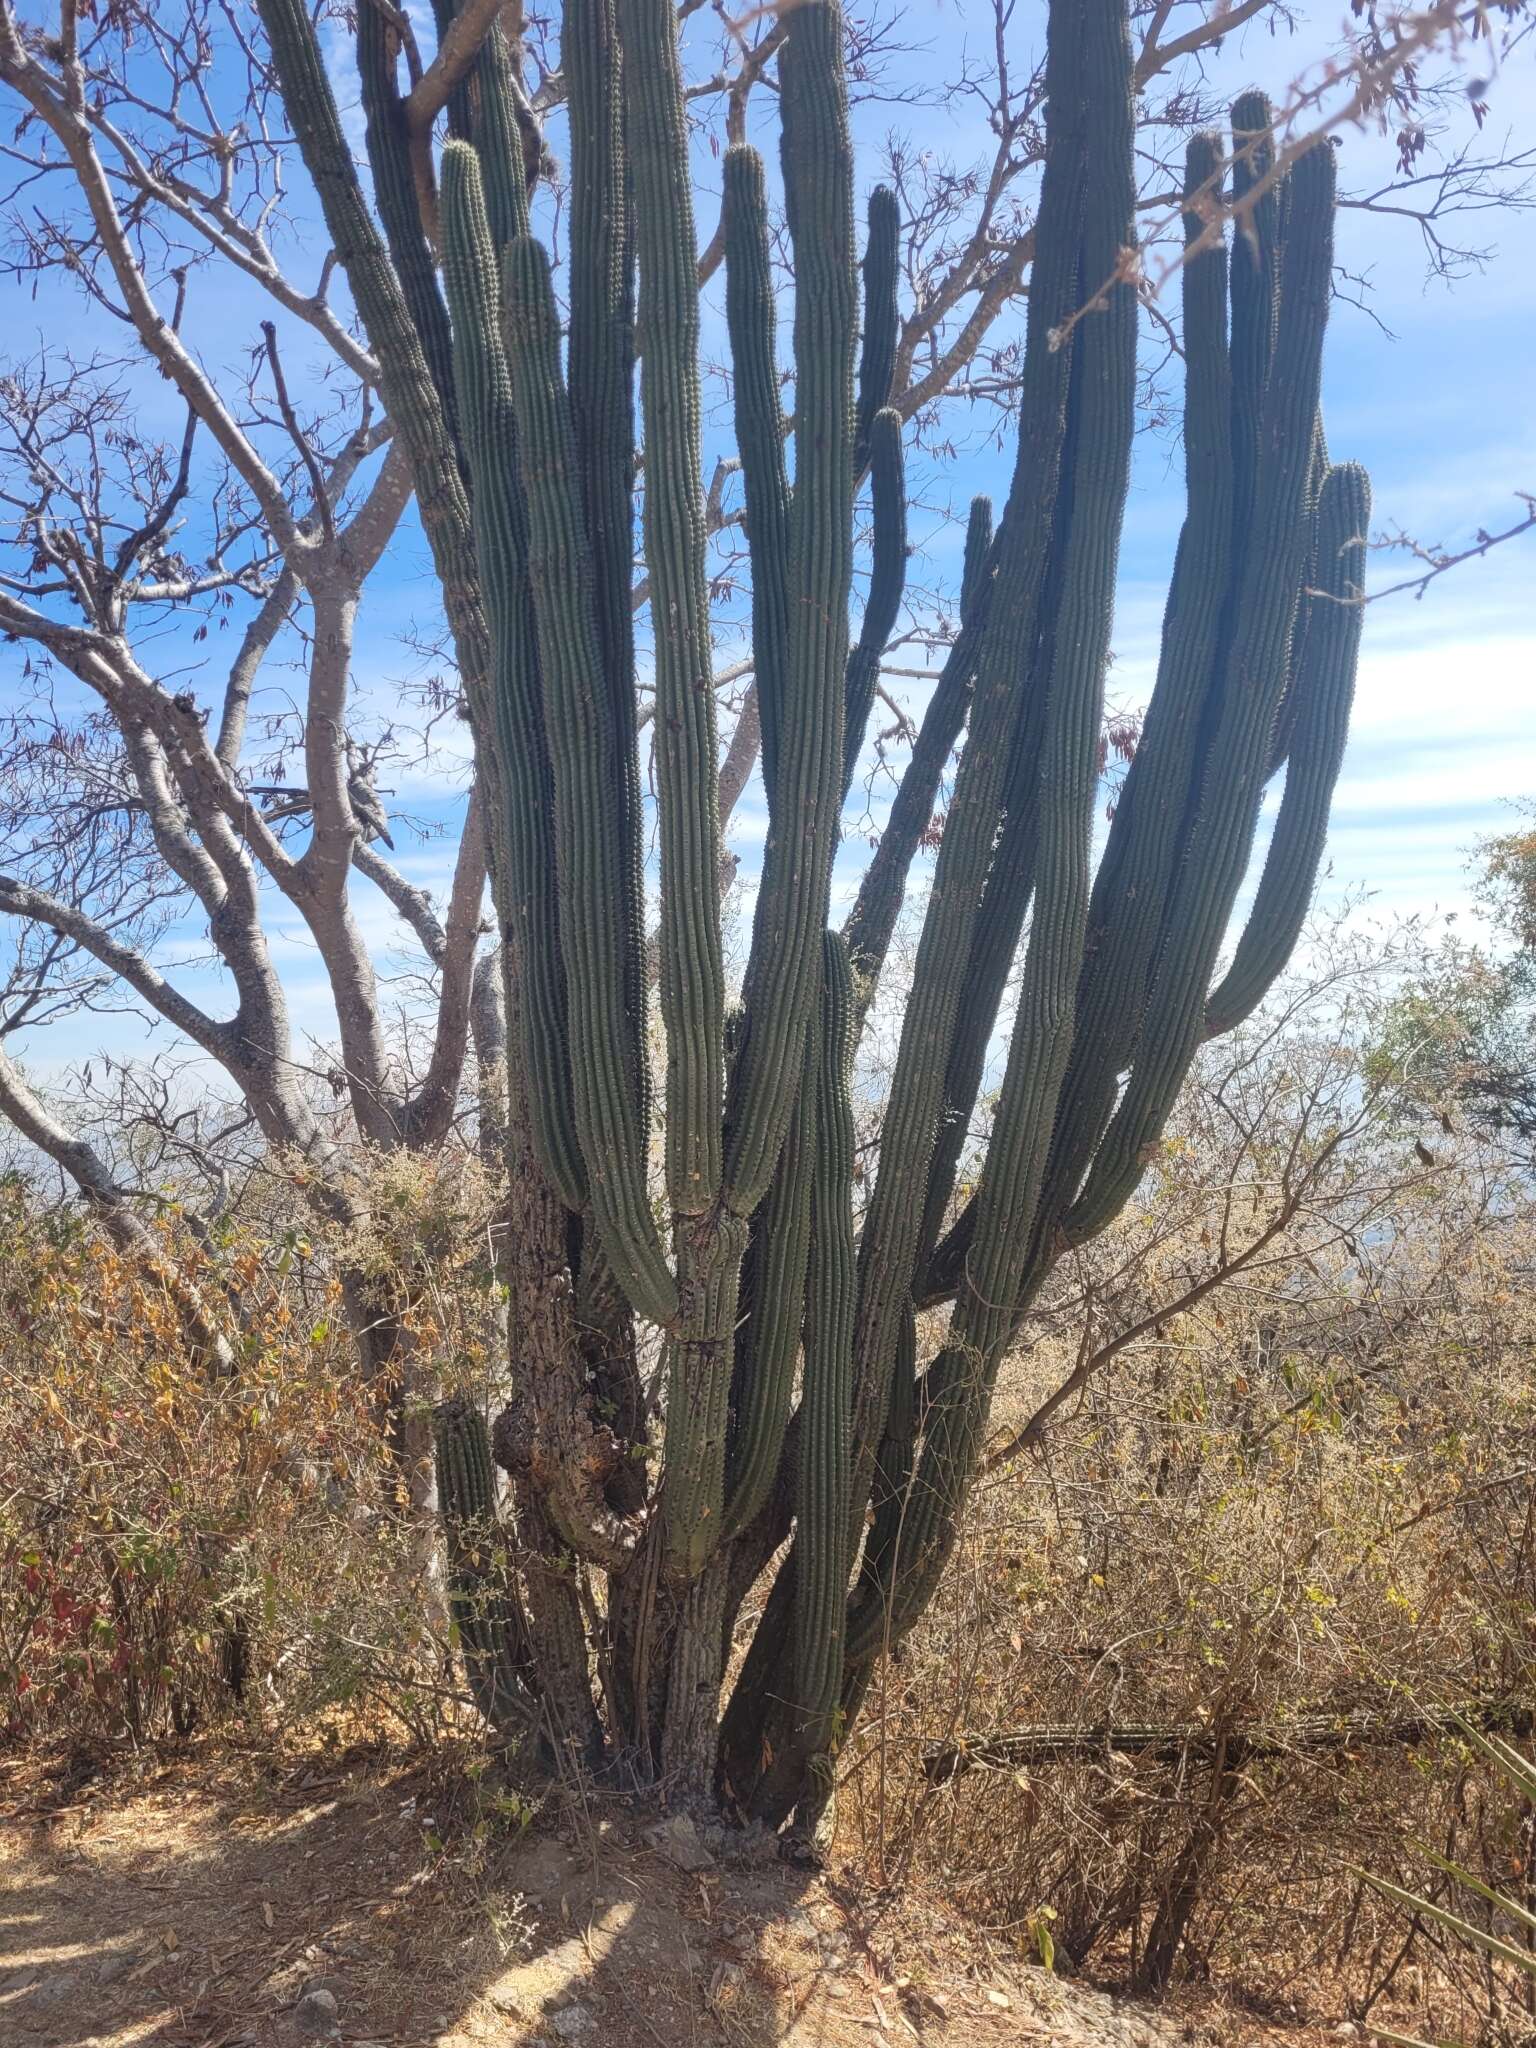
{"left": 0, "top": 1746, "right": 1214, "bottom": 2047}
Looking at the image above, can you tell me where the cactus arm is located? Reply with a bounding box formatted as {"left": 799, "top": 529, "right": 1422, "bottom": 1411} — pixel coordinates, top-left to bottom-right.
{"left": 841, "top": 491, "right": 995, "bottom": 1017}
{"left": 723, "top": 395, "right": 903, "bottom": 1532}
{"left": 846, "top": 0, "right": 1137, "bottom": 1661}
{"left": 855, "top": 184, "right": 900, "bottom": 474}
{"left": 439, "top": 144, "right": 585, "bottom": 1213}
{"left": 844, "top": 1304, "right": 915, "bottom": 1665}
{"left": 356, "top": 3, "right": 461, "bottom": 446}
{"left": 722, "top": 144, "right": 793, "bottom": 806}
{"left": 617, "top": 0, "right": 727, "bottom": 1219}
{"left": 842, "top": 0, "right": 1087, "bottom": 1528}
{"left": 441, "top": 77, "right": 653, "bottom": 1505}
{"left": 499, "top": 229, "right": 679, "bottom": 1328}
{"left": 1228, "top": 92, "right": 1282, "bottom": 580}
{"left": 661, "top": 1213, "right": 752, "bottom": 1575}
{"left": 470, "top": 25, "right": 535, "bottom": 249}
{"left": 915, "top": 724, "right": 1045, "bottom": 1269}
{"left": 724, "top": 0, "right": 857, "bottom": 1217}
{"left": 662, "top": 0, "right": 858, "bottom": 1575}
{"left": 1204, "top": 461, "right": 1369, "bottom": 1037}
{"left": 791, "top": 931, "right": 857, "bottom": 1752}
{"left": 953, "top": 0, "right": 1138, "bottom": 1335}
{"left": 565, "top": 0, "right": 646, "bottom": 1110}
{"left": 1066, "top": 138, "right": 1339, "bottom": 1244}
{"left": 617, "top": 0, "right": 747, "bottom": 1590}
{"left": 720, "top": 1025, "right": 819, "bottom": 1541}
{"left": 915, "top": 459, "right": 1080, "bottom": 1265}
{"left": 1267, "top": 414, "right": 1332, "bottom": 777}
{"left": 743, "top": 932, "right": 858, "bottom": 1822}
{"left": 960, "top": 493, "right": 995, "bottom": 615}
{"left": 253, "top": 0, "right": 491, "bottom": 715}
{"left": 842, "top": 407, "right": 908, "bottom": 796}
{"left": 1023, "top": 129, "right": 1235, "bottom": 1235}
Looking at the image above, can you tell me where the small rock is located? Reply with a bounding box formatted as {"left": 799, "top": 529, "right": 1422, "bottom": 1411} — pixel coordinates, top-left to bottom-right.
{"left": 786, "top": 1906, "right": 818, "bottom": 1941}
{"left": 551, "top": 2006, "right": 595, "bottom": 2041}
{"left": 511, "top": 1838, "right": 577, "bottom": 1902}
{"left": 645, "top": 1813, "right": 715, "bottom": 1872}
{"left": 29, "top": 1968, "right": 80, "bottom": 2007}
{"left": 292, "top": 1987, "right": 339, "bottom": 2037}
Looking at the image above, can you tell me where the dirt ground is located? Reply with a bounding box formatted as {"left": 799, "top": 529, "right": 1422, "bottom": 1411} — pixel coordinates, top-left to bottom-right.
{"left": 0, "top": 1746, "right": 1361, "bottom": 2048}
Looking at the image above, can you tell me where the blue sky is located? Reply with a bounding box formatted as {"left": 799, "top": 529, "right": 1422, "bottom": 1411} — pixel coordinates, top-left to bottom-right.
{"left": 4, "top": 1, "right": 1535, "bottom": 1085}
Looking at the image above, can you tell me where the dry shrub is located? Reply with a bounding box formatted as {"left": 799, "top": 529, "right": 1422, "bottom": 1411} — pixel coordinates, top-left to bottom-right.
{"left": 0, "top": 1163, "right": 499, "bottom": 1756}
{"left": 839, "top": 1012, "right": 1536, "bottom": 2042}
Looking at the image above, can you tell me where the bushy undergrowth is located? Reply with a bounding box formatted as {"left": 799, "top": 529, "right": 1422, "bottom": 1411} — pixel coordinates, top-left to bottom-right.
{"left": 0, "top": 1168, "right": 496, "bottom": 1753}
{"left": 5, "top": 982, "right": 1536, "bottom": 2043}
{"left": 841, "top": 1137, "right": 1536, "bottom": 2040}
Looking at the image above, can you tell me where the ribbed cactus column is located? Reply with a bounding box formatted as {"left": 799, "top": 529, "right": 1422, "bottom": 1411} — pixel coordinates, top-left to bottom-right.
{"left": 841, "top": 0, "right": 1089, "bottom": 1552}
{"left": 722, "top": 145, "right": 792, "bottom": 802}
{"left": 1029, "top": 127, "right": 1236, "bottom": 1241}
{"left": 787, "top": 935, "right": 857, "bottom": 1821}
{"left": 723, "top": 25, "right": 1369, "bottom": 1822}
{"left": 921, "top": 107, "right": 1362, "bottom": 1314}
{"left": 843, "top": 490, "right": 995, "bottom": 1012}
{"left": 1066, "top": 138, "right": 1338, "bottom": 1244}
{"left": 618, "top": 0, "right": 726, "bottom": 1215}
{"left": 855, "top": 185, "right": 900, "bottom": 471}
{"left": 254, "top": 0, "right": 489, "bottom": 712}
{"left": 439, "top": 142, "right": 584, "bottom": 1212}
{"left": 1204, "top": 460, "right": 1370, "bottom": 1035}
{"left": 720, "top": 1030, "right": 818, "bottom": 1543}
{"left": 854, "top": 0, "right": 1138, "bottom": 1649}
{"left": 842, "top": 406, "right": 906, "bottom": 796}
{"left": 613, "top": 0, "right": 738, "bottom": 1649}
{"left": 499, "top": 227, "right": 679, "bottom": 1328}
{"left": 724, "top": 0, "right": 855, "bottom": 1219}
{"left": 564, "top": 0, "right": 646, "bottom": 1110}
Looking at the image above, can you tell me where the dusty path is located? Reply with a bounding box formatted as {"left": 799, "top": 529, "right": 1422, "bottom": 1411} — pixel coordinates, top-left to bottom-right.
{"left": 0, "top": 1748, "right": 1331, "bottom": 2047}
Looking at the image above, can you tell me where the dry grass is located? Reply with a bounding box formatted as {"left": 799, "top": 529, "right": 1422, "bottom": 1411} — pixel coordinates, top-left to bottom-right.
{"left": 837, "top": 1161, "right": 1536, "bottom": 2043}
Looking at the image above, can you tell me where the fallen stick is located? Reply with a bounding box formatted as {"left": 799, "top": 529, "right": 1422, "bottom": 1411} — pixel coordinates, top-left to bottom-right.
{"left": 921, "top": 1701, "right": 1533, "bottom": 1784}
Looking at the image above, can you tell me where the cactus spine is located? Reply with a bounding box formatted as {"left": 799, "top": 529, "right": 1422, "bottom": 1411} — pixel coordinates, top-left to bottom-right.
{"left": 256, "top": 0, "right": 1370, "bottom": 1823}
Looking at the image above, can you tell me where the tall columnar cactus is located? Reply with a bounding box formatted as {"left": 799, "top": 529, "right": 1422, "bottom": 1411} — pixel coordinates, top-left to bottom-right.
{"left": 254, "top": 0, "right": 1371, "bottom": 1827}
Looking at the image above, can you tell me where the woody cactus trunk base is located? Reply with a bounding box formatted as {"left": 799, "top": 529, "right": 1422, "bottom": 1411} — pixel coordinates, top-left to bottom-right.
{"left": 255, "top": 0, "right": 1370, "bottom": 1830}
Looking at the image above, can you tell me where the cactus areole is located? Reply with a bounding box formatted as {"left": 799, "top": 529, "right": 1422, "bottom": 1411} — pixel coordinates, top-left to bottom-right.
{"left": 255, "top": 0, "right": 1370, "bottom": 1830}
